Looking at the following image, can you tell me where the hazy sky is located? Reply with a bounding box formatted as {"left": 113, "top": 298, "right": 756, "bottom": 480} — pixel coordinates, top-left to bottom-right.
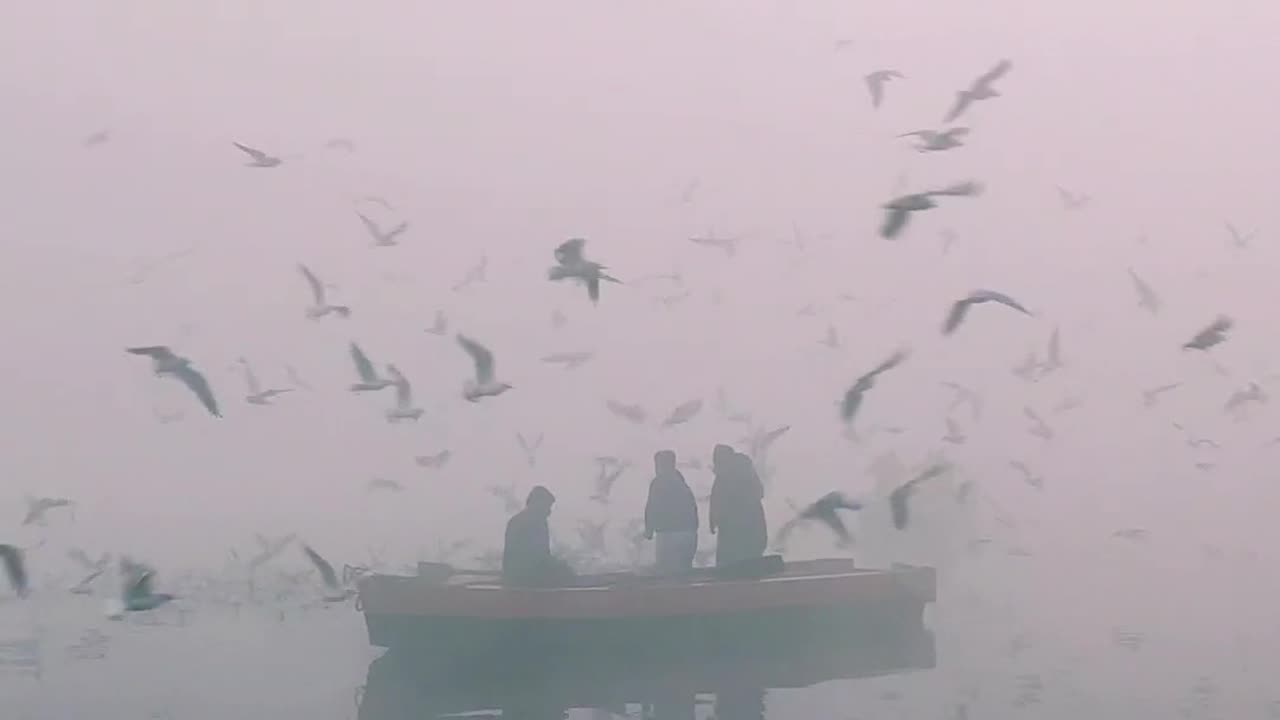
{"left": 1, "top": 0, "right": 1278, "bottom": 589}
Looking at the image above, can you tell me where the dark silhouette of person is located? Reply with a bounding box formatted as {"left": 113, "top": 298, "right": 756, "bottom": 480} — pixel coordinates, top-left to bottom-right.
{"left": 502, "top": 486, "right": 573, "bottom": 586}
{"left": 644, "top": 449, "right": 699, "bottom": 574}
{"left": 709, "top": 445, "right": 768, "bottom": 567}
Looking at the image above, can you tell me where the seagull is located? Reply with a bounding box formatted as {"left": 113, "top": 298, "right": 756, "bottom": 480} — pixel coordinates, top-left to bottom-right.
{"left": 942, "top": 418, "right": 967, "bottom": 444}
{"left": 689, "top": 232, "right": 740, "bottom": 257}
{"left": 301, "top": 545, "right": 353, "bottom": 602}
{"left": 1142, "top": 382, "right": 1181, "bottom": 407}
{"left": 941, "top": 289, "right": 1033, "bottom": 335}
{"left": 865, "top": 70, "right": 904, "bottom": 108}
{"left": 453, "top": 255, "right": 488, "bottom": 292}
{"left": 1225, "top": 222, "right": 1255, "bottom": 249}
{"left": 425, "top": 311, "right": 448, "bottom": 336}
{"left": 248, "top": 534, "right": 296, "bottom": 570}
{"left": 126, "top": 346, "right": 220, "bottom": 417}
{"left": 326, "top": 137, "right": 356, "bottom": 151}
{"left": 366, "top": 477, "right": 404, "bottom": 493}
{"left": 356, "top": 212, "right": 408, "bottom": 247}
{"left": 384, "top": 365, "right": 424, "bottom": 422}
{"left": 661, "top": 399, "right": 704, "bottom": 427}
{"left": 943, "top": 59, "right": 1013, "bottom": 123}
{"left": 1183, "top": 315, "right": 1233, "bottom": 350}
{"left": 541, "top": 351, "right": 594, "bottom": 370}
{"left": 516, "top": 432, "right": 544, "bottom": 467}
{"left": 591, "top": 458, "right": 632, "bottom": 504}
{"left": 68, "top": 549, "right": 111, "bottom": 594}
{"left": 898, "top": 127, "right": 970, "bottom": 152}
{"left": 285, "top": 365, "right": 313, "bottom": 391}
{"left": 1224, "top": 382, "right": 1267, "bottom": 416}
{"left": 1056, "top": 186, "right": 1091, "bottom": 210}
{"left": 1023, "top": 406, "right": 1054, "bottom": 440}
{"left": 1009, "top": 461, "right": 1043, "bottom": 490}
{"left": 740, "top": 425, "right": 791, "bottom": 459}
{"left": 348, "top": 342, "right": 392, "bottom": 391}
{"left": 415, "top": 450, "right": 452, "bottom": 469}
{"left": 298, "top": 264, "right": 351, "bottom": 319}
{"left": 840, "top": 348, "right": 909, "bottom": 424}
{"left": 881, "top": 181, "right": 983, "bottom": 239}
{"left": 22, "top": 496, "right": 74, "bottom": 525}
{"left": 1127, "top": 267, "right": 1161, "bottom": 314}
{"left": 1113, "top": 528, "right": 1149, "bottom": 542}
{"left": 606, "top": 400, "right": 648, "bottom": 424}
{"left": 0, "top": 544, "right": 28, "bottom": 598}
{"left": 548, "top": 238, "right": 621, "bottom": 304}
{"left": 232, "top": 141, "right": 282, "bottom": 168}
{"left": 457, "top": 334, "right": 513, "bottom": 401}
{"left": 239, "top": 358, "right": 292, "bottom": 405}
{"left": 1038, "top": 327, "right": 1064, "bottom": 376}
{"left": 819, "top": 325, "right": 841, "bottom": 349}
{"left": 1011, "top": 352, "right": 1041, "bottom": 381}
{"left": 83, "top": 129, "right": 111, "bottom": 147}
{"left": 108, "top": 557, "right": 177, "bottom": 617}
{"left": 889, "top": 463, "right": 950, "bottom": 530}
{"left": 941, "top": 381, "right": 983, "bottom": 420}
{"left": 776, "top": 492, "right": 864, "bottom": 548}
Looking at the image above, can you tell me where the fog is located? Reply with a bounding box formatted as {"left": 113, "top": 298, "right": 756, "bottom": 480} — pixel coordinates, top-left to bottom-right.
{"left": 2, "top": 0, "right": 1279, "bottom": 717}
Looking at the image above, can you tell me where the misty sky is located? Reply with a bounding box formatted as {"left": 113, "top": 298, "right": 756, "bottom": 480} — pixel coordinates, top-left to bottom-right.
{"left": 1, "top": 0, "right": 1278, "bottom": 609}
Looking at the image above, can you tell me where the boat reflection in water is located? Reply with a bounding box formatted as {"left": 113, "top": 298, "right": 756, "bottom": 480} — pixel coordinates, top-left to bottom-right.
{"left": 356, "top": 627, "right": 935, "bottom": 720}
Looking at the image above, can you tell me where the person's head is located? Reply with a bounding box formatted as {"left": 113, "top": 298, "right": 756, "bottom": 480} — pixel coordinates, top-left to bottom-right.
{"left": 526, "top": 485, "right": 556, "bottom": 516}
{"left": 712, "top": 444, "right": 734, "bottom": 470}
{"left": 654, "top": 449, "right": 677, "bottom": 474}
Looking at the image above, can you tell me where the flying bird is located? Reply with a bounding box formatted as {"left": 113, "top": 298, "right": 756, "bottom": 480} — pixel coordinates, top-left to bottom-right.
{"left": 108, "top": 557, "right": 177, "bottom": 616}
{"left": 457, "top": 334, "right": 512, "bottom": 401}
{"left": 1183, "top": 315, "right": 1233, "bottom": 350}
{"left": 943, "top": 59, "right": 1013, "bottom": 123}
{"left": 898, "top": 127, "right": 970, "bottom": 152}
{"left": 541, "top": 351, "right": 594, "bottom": 370}
{"left": 0, "top": 544, "right": 28, "bottom": 598}
{"left": 548, "top": 238, "right": 621, "bottom": 304}
{"left": 1056, "top": 186, "right": 1091, "bottom": 210}
{"left": 819, "top": 325, "right": 840, "bottom": 349}
{"left": 1225, "top": 222, "right": 1255, "bottom": 248}
{"left": 889, "top": 463, "right": 950, "bottom": 530}
{"left": 1039, "top": 327, "right": 1064, "bottom": 376}
{"left": 384, "top": 365, "right": 424, "bottom": 422}
{"left": 357, "top": 212, "right": 408, "bottom": 247}
{"left": 606, "top": 400, "right": 648, "bottom": 424}
{"left": 285, "top": 364, "right": 313, "bottom": 391}
{"left": 366, "top": 477, "right": 404, "bottom": 493}
{"left": 775, "top": 492, "right": 864, "bottom": 548}
{"left": 1009, "top": 460, "right": 1043, "bottom": 490}
{"left": 941, "top": 289, "right": 1032, "bottom": 335}
{"left": 22, "top": 496, "right": 73, "bottom": 525}
{"left": 1127, "top": 267, "right": 1161, "bottom": 314}
{"left": 740, "top": 424, "right": 791, "bottom": 459}
{"left": 348, "top": 342, "right": 392, "bottom": 391}
{"left": 83, "top": 129, "right": 111, "bottom": 147}
{"left": 298, "top": 264, "right": 351, "bottom": 319}
{"left": 865, "top": 70, "right": 904, "bottom": 108}
{"left": 68, "top": 549, "right": 111, "bottom": 594}
{"left": 1141, "top": 382, "right": 1181, "bottom": 407}
{"left": 232, "top": 141, "right": 282, "bottom": 168}
{"left": 591, "top": 458, "right": 632, "bottom": 504}
{"left": 415, "top": 450, "right": 452, "bottom": 469}
{"left": 453, "top": 255, "right": 488, "bottom": 292}
{"left": 516, "top": 432, "right": 544, "bottom": 467}
{"left": 689, "top": 233, "right": 740, "bottom": 257}
{"left": 425, "top": 311, "right": 448, "bottom": 336}
{"left": 1023, "top": 406, "right": 1054, "bottom": 440}
{"left": 661, "top": 399, "right": 704, "bottom": 427}
{"left": 881, "top": 181, "right": 983, "bottom": 239}
{"left": 840, "top": 348, "right": 909, "bottom": 424}
{"left": 941, "top": 381, "right": 983, "bottom": 420}
{"left": 126, "top": 346, "right": 220, "bottom": 417}
{"left": 1224, "top": 382, "right": 1267, "bottom": 416}
{"left": 239, "top": 358, "right": 292, "bottom": 405}
{"left": 942, "top": 418, "right": 967, "bottom": 444}
{"left": 301, "top": 545, "right": 353, "bottom": 602}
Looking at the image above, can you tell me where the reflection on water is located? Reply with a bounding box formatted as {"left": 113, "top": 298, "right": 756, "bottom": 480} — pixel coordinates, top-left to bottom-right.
{"left": 356, "top": 628, "right": 934, "bottom": 720}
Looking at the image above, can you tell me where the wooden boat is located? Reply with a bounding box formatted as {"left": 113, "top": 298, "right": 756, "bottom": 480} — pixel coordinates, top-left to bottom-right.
{"left": 357, "top": 557, "right": 935, "bottom": 665}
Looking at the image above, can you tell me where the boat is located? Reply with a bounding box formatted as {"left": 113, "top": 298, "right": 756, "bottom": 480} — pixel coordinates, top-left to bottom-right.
{"left": 357, "top": 557, "right": 935, "bottom": 666}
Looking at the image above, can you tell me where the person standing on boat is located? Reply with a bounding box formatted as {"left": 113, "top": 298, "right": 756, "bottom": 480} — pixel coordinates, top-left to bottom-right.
{"left": 503, "top": 486, "right": 574, "bottom": 586}
{"left": 644, "top": 449, "right": 699, "bottom": 574}
{"left": 709, "top": 445, "right": 768, "bottom": 567}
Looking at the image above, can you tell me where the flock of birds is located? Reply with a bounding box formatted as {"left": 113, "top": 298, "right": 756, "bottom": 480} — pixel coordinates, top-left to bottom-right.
{"left": 0, "top": 55, "right": 1260, "bottom": 624}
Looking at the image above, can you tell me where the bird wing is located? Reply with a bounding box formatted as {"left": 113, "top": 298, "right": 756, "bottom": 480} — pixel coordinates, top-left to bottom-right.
{"left": 385, "top": 221, "right": 409, "bottom": 239}
{"left": 866, "top": 76, "right": 884, "bottom": 107}
{"left": 349, "top": 343, "right": 378, "bottom": 383}
{"left": 386, "top": 365, "right": 411, "bottom": 407}
{"left": 942, "top": 298, "right": 973, "bottom": 334}
{"left": 356, "top": 212, "right": 381, "bottom": 239}
{"left": 943, "top": 91, "right": 973, "bottom": 123}
{"left": 973, "top": 59, "right": 1013, "bottom": 91}
{"left": 302, "top": 545, "right": 340, "bottom": 590}
{"left": 977, "top": 290, "right": 1031, "bottom": 315}
{"left": 173, "top": 365, "right": 220, "bottom": 417}
{"left": 554, "top": 238, "right": 586, "bottom": 266}
{"left": 840, "top": 387, "right": 863, "bottom": 422}
{"left": 298, "top": 264, "right": 325, "bottom": 304}
{"left": 586, "top": 276, "right": 601, "bottom": 303}
{"left": 880, "top": 207, "right": 911, "bottom": 239}
{"left": 866, "top": 348, "right": 909, "bottom": 379}
{"left": 240, "top": 359, "right": 262, "bottom": 395}
{"left": 457, "top": 334, "right": 495, "bottom": 383}
{"left": 126, "top": 346, "right": 174, "bottom": 360}
{"left": 233, "top": 142, "right": 268, "bottom": 162}
{"left": 897, "top": 129, "right": 936, "bottom": 140}
{"left": 0, "top": 544, "right": 27, "bottom": 596}
{"left": 929, "top": 180, "right": 983, "bottom": 198}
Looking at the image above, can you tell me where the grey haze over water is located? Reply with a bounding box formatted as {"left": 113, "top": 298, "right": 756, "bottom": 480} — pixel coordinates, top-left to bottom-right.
{"left": 3, "top": 0, "right": 1280, "bottom": 717}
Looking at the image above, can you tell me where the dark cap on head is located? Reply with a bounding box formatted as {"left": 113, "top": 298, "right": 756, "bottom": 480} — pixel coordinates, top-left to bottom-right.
{"left": 526, "top": 485, "right": 555, "bottom": 508}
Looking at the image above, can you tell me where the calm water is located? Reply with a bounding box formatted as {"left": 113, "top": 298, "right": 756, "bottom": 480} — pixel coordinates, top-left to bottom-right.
{"left": 4, "top": 558, "right": 1280, "bottom": 720}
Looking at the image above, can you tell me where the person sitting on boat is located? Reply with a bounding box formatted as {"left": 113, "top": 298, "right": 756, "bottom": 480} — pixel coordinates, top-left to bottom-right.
{"left": 644, "top": 449, "right": 699, "bottom": 574}
{"left": 709, "top": 445, "right": 768, "bottom": 568}
{"left": 503, "top": 485, "right": 574, "bottom": 587}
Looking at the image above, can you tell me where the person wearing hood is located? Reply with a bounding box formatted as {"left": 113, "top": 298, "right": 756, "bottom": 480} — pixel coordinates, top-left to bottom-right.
{"left": 644, "top": 450, "right": 699, "bottom": 574}
{"left": 709, "top": 445, "right": 768, "bottom": 567}
{"left": 503, "top": 486, "right": 574, "bottom": 586}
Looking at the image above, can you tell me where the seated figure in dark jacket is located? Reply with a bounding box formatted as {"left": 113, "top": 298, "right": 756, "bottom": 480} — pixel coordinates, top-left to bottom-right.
{"left": 709, "top": 445, "right": 768, "bottom": 568}
{"left": 503, "top": 486, "right": 574, "bottom": 586}
{"left": 644, "top": 449, "right": 699, "bottom": 574}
